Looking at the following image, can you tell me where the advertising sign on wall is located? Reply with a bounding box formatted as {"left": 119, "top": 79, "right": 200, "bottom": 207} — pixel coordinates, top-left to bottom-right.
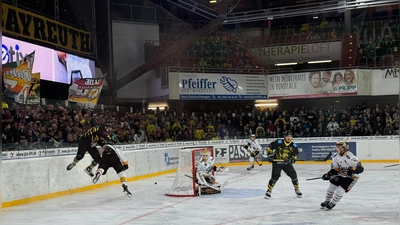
{"left": 169, "top": 72, "right": 268, "bottom": 100}
{"left": 2, "top": 36, "right": 95, "bottom": 84}
{"left": 268, "top": 69, "right": 358, "bottom": 99}
{"left": 251, "top": 42, "right": 342, "bottom": 64}
{"left": 371, "top": 68, "right": 399, "bottom": 95}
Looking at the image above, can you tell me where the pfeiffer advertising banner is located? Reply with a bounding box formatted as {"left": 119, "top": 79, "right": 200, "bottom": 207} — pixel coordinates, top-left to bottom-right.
{"left": 2, "top": 3, "right": 93, "bottom": 56}
{"left": 68, "top": 76, "right": 105, "bottom": 109}
{"left": 2, "top": 51, "right": 41, "bottom": 104}
{"left": 371, "top": 68, "right": 399, "bottom": 95}
{"left": 251, "top": 42, "right": 342, "bottom": 64}
{"left": 169, "top": 72, "right": 268, "bottom": 100}
{"left": 268, "top": 69, "right": 358, "bottom": 99}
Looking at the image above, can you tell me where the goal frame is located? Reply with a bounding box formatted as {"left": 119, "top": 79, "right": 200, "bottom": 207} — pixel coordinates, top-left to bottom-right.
{"left": 165, "top": 147, "right": 214, "bottom": 197}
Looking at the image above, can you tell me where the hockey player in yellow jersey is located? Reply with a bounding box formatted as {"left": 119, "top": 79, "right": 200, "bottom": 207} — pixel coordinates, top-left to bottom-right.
{"left": 66, "top": 122, "right": 114, "bottom": 177}
{"left": 265, "top": 131, "right": 302, "bottom": 199}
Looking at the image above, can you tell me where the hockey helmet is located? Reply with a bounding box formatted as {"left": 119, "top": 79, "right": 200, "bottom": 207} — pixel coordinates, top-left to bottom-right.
{"left": 283, "top": 131, "right": 293, "bottom": 137}
{"left": 202, "top": 149, "right": 210, "bottom": 162}
{"left": 336, "top": 141, "right": 349, "bottom": 155}
{"left": 250, "top": 134, "right": 256, "bottom": 138}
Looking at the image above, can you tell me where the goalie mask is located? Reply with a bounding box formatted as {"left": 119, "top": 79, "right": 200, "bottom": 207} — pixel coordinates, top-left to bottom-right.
{"left": 336, "top": 141, "right": 349, "bottom": 156}
{"left": 202, "top": 149, "right": 210, "bottom": 162}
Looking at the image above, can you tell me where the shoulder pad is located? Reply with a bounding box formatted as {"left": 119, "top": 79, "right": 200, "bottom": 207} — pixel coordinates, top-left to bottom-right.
{"left": 277, "top": 140, "right": 282, "bottom": 144}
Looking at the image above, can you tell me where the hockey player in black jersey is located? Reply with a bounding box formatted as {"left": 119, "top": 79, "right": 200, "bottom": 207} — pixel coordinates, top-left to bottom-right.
{"left": 67, "top": 122, "right": 114, "bottom": 177}
{"left": 265, "top": 131, "right": 302, "bottom": 199}
{"left": 92, "top": 143, "right": 132, "bottom": 198}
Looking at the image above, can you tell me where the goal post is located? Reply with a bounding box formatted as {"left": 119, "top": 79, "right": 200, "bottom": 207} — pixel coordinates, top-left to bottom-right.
{"left": 165, "top": 147, "right": 213, "bottom": 197}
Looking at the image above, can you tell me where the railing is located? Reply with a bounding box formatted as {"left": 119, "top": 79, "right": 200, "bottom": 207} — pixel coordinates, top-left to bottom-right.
{"left": 111, "top": 3, "right": 157, "bottom": 23}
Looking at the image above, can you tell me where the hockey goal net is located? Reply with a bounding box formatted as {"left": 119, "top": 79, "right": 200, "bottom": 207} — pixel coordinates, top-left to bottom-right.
{"left": 165, "top": 147, "right": 213, "bottom": 197}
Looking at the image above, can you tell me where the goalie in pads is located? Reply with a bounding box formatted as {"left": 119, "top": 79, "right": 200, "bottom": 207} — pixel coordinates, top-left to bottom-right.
{"left": 195, "top": 149, "right": 227, "bottom": 195}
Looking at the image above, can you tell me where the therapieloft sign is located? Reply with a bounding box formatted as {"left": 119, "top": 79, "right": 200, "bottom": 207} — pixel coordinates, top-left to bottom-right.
{"left": 2, "top": 3, "right": 93, "bottom": 56}
{"left": 250, "top": 42, "right": 342, "bottom": 64}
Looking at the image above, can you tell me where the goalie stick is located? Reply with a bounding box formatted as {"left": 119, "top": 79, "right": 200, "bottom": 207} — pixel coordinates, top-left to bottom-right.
{"left": 384, "top": 164, "right": 399, "bottom": 168}
{"left": 177, "top": 171, "right": 221, "bottom": 191}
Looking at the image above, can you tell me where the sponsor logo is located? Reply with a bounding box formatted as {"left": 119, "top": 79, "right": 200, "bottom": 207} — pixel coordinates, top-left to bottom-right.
{"left": 124, "top": 145, "right": 137, "bottom": 150}
{"left": 215, "top": 147, "right": 227, "bottom": 157}
{"left": 228, "top": 145, "right": 250, "bottom": 162}
{"left": 164, "top": 153, "right": 179, "bottom": 166}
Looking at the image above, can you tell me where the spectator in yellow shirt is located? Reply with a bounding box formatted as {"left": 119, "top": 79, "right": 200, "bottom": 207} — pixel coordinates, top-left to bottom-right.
{"left": 194, "top": 125, "right": 205, "bottom": 140}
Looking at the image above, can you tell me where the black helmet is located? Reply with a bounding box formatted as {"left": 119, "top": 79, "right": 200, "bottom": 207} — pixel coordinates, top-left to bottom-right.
{"left": 284, "top": 131, "right": 293, "bottom": 137}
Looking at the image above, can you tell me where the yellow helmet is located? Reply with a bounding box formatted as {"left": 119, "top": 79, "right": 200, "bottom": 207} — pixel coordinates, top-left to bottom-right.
{"left": 202, "top": 149, "right": 210, "bottom": 162}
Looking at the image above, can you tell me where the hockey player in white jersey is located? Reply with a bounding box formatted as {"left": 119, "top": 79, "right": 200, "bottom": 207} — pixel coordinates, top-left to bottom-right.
{"left": 320, "top": 141, "right": 364, "bottom": 210}
{"left": 244, "top": 134, "right": 262, "bottom": 170}
{"left": 92, "top": 143, "right": 132, "bottom": 198}
{"left": 195, "top": 149, "right": 227, "bottom": 194}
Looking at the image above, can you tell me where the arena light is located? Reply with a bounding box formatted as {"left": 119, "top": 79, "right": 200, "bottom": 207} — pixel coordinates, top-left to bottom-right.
{"left": 274, "top": 62, "right": 298, "bottom": 66}
{"left": 254, "top": 103, "right": 279, "bottom": 107}
{"left": 210, "top": 0, "right": 217, "bottom": 3}
{"left": 148, "top": 102, "right": 168, "bottom": 110}
{"left": 308, "top": 60, "right": 332, "bottom": 64}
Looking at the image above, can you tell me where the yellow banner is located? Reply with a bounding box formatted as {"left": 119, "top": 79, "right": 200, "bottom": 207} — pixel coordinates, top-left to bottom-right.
{"left": 2, "top": 52, "right": 41, "bottom": 104}
{"left": 2, "top": 3, "right": 92, "bottom": 56}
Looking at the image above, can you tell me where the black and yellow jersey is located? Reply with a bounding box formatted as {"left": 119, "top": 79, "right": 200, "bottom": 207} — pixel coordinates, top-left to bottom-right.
{"left": 80, "top": 125, "right": 113, "bottom": 145}
{"left": 267, "top": 139, "right": 299, "bottom": 161}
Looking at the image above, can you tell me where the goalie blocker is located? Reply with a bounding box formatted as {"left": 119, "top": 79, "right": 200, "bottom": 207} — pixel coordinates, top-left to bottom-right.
{"left": 165, "top": 147, "right": 228, "bottom": 197}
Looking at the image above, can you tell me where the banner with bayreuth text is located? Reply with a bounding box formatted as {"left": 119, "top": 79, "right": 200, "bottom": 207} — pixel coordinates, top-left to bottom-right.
{"left": 2, "top": 3, "right": 92, "bottom": 56}
{"left": 268, "top": 69, "right": 358, "bottom": 99}
{"left": 169, "top": 72, "right": 268, "bottom": 100}
{"left": 250, "top": 42, "right": 342, "bottom": 64}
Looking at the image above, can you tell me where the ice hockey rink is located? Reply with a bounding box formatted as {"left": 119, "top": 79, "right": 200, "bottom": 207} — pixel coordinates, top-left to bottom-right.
{"left": 2, "top": 163, "right": 399, "bottom": 225}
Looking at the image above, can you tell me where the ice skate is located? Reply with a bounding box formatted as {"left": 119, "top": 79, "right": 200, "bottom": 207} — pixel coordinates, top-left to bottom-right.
{"left": 295, "top": 189, "right": 302, "bottom": 198}
{"left": 320, "top": 200, "right": 330, "bottom": 209}
{"left": 325, "top": 202, "right": 336, "bottom": 210}
{"left": 84, "top": 166, "right": 94, "bottom": 177}
{"left": 66, "top": 163, "right": 75, "bottom": 171}
{"left": 247, "top": 165, "right": 254, "bottom": 170}
{"left": 92, "top": 172, "right": 101, "bottom": 184}
{"left": 264, "top": 191, "right": 271, "bottom": 199}
{"left": 122, "top": 184, "right": 132, "bottom": 198}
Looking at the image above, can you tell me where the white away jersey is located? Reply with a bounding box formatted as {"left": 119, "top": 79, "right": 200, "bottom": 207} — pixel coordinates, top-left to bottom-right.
{"left": 331, "top": 151, "right": 359, "bottom": 175}
{"left": 196, "top": 157, "right": 215, "bottom": 175}
{"left": 246, "top": 139, "right": 262, "bottom": 152}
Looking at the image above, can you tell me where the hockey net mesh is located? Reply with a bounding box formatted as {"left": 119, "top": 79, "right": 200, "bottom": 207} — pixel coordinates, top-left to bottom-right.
{"left": 165, "top": 148, "right": 213, "bottom": 197}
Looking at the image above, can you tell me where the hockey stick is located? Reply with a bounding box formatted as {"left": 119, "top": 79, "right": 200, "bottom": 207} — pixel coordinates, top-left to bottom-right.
{"left": 384, "top": 164, "right": 399, "bottom": 168}
{"left": 248, "top": 149, "right": 262, "bottom": 166}
{"left": 306, "top": 176, "right": 323, "bottom": 181}
{"left": 177, "top": 171, "right": 220, "bottom": 191}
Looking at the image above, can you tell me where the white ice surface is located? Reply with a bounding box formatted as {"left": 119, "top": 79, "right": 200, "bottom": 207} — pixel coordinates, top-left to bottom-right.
{"left": 2, "top": 164, "right": 399, "bottom": 225}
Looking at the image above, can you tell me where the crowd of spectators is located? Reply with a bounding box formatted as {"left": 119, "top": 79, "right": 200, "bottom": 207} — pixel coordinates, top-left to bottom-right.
{"left": 357, "top": 19, "right": 399, "bottom": 66}
{"left": 2, "top": 100, "right": 399, "bottom": 151}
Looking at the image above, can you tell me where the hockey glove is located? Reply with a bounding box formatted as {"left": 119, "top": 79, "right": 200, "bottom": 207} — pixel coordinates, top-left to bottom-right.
{"left": 244, "top": 145, "right": 249, "bottom": 150}
{"left": 267, "top": 155, "right": 274, "bottom": 163}
{"left": 123, "top": 164, "right": 129, "bottom": 170}
{"left": 288, "top": 157, "right": 296, "bottom": 164}
{"left": 347, "top": 169, "right": 355, "bottom": 177}
{"left": 250, "top": 151, "right": 259, "bottom": 157}
{"left": 321, "top": 173, "right": 331, "bottom": 180}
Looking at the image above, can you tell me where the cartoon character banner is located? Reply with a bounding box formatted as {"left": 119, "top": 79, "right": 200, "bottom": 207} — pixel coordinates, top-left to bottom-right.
{"left": 68, "top": 76, "right": 105, "bottom": 110}
{"left": 168, "top": 72, "right": 268, "bottom": 100}
{"left": 2, "top": 51, "right": 41, "bottom": 104}
{"left": 268, "top": 69, "right": 358, "bottom": 99}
